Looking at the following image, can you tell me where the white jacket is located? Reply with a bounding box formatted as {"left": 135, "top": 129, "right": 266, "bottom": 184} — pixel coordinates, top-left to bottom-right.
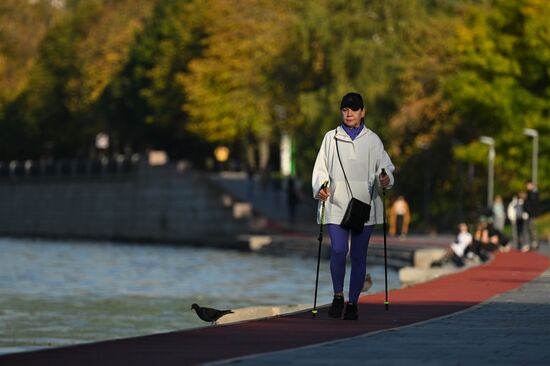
{"left": 312, "top": 126, "right": 395, "bottom": 225}
{"left": 507, "top": 199, "right": 517, "bottom": 223}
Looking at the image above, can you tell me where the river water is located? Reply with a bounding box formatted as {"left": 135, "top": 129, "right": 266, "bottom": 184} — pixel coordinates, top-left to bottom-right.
{"left": 0, "top": 237, "right": 399, "bottom": 355}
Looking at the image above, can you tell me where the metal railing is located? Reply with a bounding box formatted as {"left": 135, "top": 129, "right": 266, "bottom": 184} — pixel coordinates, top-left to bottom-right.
{"left": 0, "top": 154, "right": 142, "bottom": 181}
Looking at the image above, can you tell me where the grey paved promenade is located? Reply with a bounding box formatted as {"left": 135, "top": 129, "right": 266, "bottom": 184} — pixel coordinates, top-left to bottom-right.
{"left": 209, "top": 171, "right": 550, "bottom": 365}
{"left": 214, "top": 245, "right": 550, "bottom": 366}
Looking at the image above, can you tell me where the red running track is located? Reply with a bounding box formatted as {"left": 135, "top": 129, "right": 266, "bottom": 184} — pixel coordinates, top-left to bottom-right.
{"left": 1, "top": 250, "right": 548, "bottom": 366}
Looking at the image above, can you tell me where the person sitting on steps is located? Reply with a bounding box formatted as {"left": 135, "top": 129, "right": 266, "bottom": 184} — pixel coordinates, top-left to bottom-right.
{"left": 431, "top": 223, "right": 472, "bottom": 268}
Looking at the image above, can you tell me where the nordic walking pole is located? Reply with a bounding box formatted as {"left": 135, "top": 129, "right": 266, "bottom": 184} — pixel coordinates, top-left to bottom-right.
{"left": 381, "top": 169, "right": 389, "bottom": 311}
{"left": 312, "top": 180, "right": 329, "bottom": 318}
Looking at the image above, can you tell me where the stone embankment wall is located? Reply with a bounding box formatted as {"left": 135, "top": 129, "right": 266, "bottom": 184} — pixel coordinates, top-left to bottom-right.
{"left": 0, "top": 161, "right": 249, "bottom": 247}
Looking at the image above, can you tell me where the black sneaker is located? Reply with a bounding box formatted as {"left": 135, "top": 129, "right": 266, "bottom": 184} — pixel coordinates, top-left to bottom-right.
{"left": 328, "top": 295, "right": 344, "bottom": 318}
{"left": 343, "top": 302, "right": 358, "bottom": 320}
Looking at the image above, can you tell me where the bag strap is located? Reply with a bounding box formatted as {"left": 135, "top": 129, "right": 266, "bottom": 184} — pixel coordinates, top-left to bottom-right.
{"left": 334, "top": 132, "right": 376, "bottom": 202}
{"left": 335, "top": 134, "right": 354, "bottom": 197}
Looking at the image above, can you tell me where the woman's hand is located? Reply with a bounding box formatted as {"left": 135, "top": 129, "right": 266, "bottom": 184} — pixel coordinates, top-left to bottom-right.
{"left": 318, "top": 186, "right": 330, "bottom": 201}
{"left": 379, "top": 173, "right": 390, "bottom": 188}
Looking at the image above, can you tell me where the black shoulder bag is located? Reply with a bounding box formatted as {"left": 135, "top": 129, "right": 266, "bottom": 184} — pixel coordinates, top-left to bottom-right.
{"left": 335, "top": 136, "right": 374, "bottom": 232}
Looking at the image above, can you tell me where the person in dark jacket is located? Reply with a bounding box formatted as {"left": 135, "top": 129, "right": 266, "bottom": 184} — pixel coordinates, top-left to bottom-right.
{"left": 523, "top": 180, "right": 539, "bottom": 250}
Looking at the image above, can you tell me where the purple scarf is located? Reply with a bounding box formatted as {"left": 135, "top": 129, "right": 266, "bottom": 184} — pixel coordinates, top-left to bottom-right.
{"left": 341, "top": 123, "right": 364, "bottom": 141}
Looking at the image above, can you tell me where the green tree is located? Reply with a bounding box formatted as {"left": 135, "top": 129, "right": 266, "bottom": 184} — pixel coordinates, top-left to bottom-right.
{"left": 181, "top": 0, "right": 296, "bottom": 171}
{"left": 1, "top": 0, "right": 155, "bottom": 158}
{"left": 0, "top": 0, "right": 61, "bottom": 103}
{"left": 386, "top": 6, "right": 462, "bottom": 227}
{"left": 285, "top": 0, "right": 441, "bottom": 183}
{"left": 99, "top": 0, "right": 208, "bottom": 159}
{"left": 386, "top": 0, "right": 550, "bottom": 227}
{"left": 0, "top": 0, "right": 63, "bottom": 158}
{"left": 448, "top": 0, "right": 550, "bottom": 202}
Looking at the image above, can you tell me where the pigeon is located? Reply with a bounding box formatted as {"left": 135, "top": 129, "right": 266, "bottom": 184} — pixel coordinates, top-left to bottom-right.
{"left": 191, "top": 303, "right": 234, "bottom": 325}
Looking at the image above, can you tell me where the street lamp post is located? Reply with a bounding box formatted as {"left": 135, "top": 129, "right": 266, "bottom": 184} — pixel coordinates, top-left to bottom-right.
{"left": 480, "top": 136, "right": 495, "bottom": 208}
{"left": 523, "top": 128, "right": 538, "bottom": 187}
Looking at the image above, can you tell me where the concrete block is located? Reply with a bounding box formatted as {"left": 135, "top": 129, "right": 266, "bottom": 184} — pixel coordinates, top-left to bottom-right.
{"left": 245, "top": 235, "right": 273, "bottom": 251}
{"left": 399, "top": 266, "right": 457, "bottom": 286}
{"left": 233, "top": 202, "right": 252, "bottom": 219}
{"left": 414, "top": 248, "right": 447, "bottom": 269}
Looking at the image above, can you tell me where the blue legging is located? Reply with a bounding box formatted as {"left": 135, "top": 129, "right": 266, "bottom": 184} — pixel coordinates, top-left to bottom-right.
{"left": 327, "top": 224, "right": 374, "bottom": 304}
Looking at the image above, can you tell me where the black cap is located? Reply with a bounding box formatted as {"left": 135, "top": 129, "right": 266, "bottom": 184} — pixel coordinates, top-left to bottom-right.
{"left": 340, "top": 92, "right": 364, "bottom": 109}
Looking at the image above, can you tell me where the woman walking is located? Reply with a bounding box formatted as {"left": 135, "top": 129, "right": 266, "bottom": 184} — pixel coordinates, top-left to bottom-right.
{"left": 312, "top": 92, "right": 395, "bottom": 320}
